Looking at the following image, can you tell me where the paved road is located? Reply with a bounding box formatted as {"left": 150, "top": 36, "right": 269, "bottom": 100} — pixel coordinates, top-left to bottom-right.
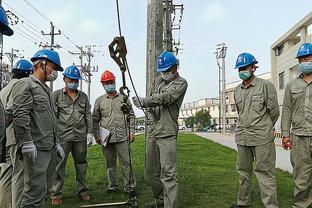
{"left": 194, "top": 132, "right": 292, "bottom": 173}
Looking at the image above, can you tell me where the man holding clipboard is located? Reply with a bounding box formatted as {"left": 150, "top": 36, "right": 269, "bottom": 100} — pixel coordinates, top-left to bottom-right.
{"left": 92, "top": 70, "right": 136, "bottom": 194}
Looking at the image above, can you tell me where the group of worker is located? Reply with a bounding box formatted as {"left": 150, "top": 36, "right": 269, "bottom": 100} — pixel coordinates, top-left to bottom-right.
{"left": 2, "top": 1, "right": 312, "bottom": 207}
{"left": 0, "top": 5, "right": 187, "bottom": 208}
{"left": 231, "top": 42, "right": 312, "bottom": 208}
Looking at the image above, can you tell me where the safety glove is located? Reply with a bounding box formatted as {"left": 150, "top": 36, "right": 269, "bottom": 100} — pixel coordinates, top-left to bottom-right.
{"left": 56, "top": 143, "right": 65, "bottom": 159}
{"left": 132, "top": 96, "right": 145, "bottom": 109}
{"left": 87, "top": 133, "right": 93, "bottom": 146}
{"left": 55, "top": 143, "right": 65, "bottom": 172}
{"left": 22, "top": 141, "right": 37, "bottom": 163}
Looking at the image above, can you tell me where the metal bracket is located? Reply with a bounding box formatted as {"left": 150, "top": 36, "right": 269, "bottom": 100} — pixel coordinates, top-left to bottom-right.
{"left": 108, "top": 36, "right": 127, "bottom": 72}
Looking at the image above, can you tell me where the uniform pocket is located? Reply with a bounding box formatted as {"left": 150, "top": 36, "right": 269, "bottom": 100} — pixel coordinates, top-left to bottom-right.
{"left": 290, "top": 88, "right": 304, "bottom": 103}
{"left": 235, "top": 97, "right": 243, "bottom": 112}
{"left": 33, "top": 95, "right": 48, "bottom": 112}
{"left": 78, "top": 102, "right": 86, "bottom": 114}
{"left": 251, "top": 93, "right": 264, "bottom": 111}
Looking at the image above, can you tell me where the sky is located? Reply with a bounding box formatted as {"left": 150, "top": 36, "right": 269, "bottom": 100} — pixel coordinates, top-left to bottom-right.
{"left": 2, "top": 0, "right": 312, "bottom": 116}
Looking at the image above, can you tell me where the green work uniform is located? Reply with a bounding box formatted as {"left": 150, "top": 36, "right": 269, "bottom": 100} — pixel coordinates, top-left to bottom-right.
{"left": 9, "top": 75, "right": 59, "bottom": 208}
{"left": 50, "top": 88, "right": 92, "bottom": 197}
{"left": 92, "top": 93, "right": 135, "bottom": 191}
{"left": 234, "top": 76, "right": 279, "bottom": 207}
{"left": 143, "top": 74, "right": 187, "bottom": 208}
{"left": 281, "top": 75, "right": 312, "bottom": 207}
{"left": 0, "top": 78, "right": 25, "bottom": 208}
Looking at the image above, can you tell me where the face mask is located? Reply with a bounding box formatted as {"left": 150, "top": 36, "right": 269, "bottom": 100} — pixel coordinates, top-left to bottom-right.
{"left": 298, "top": 62, "right": 312, "bottom": 74}
{"left": 161, "top": 71, "right": 174, "bottom": 81}
{"left": 239, "top": 71, "right": 252, "bottom": 81}
{"left": 46, "top": 70, "right": 58, "bottom": 81}
{"left": 67, "top": 82, "right": 79, "bottom": 90}
{"left": 104, "top": 84, "right": 116, "bottom": 93}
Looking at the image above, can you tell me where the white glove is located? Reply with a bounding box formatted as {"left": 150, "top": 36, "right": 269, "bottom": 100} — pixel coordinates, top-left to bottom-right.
{"left": 22, "top": 141, "right": 37, "bottom": 163}
{"left": 55, "top": 143, "right": 65, "bottom": 172}
{"left": 132, "top": 96, "right": 144, "bottom": 109}
{"left": 87, "top": 133, "right": 93, "bottom": 146}
{"left": 56, "top": 143, "right": 65, "bottom": 160}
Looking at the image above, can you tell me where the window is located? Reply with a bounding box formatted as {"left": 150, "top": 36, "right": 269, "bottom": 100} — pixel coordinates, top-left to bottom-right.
{"left": 231, "top": 104, "right": 236, "bottom": 112}
{"left": 275, "top": 44, "right": 284, "bottom": 56}
{"left": 279, "top": 71, "right": 285, "bottom": 90}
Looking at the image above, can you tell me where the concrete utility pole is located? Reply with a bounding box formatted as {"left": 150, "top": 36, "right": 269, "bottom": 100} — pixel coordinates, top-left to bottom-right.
{"left": 41, "top": 22, "right": 61, "bottom": 91}
{"left": 146, "top": 0, "right": 163, "bottom": 97}
{"left": 84, "top": 45, "right": 93, "bottom": 102}
{"left": 0, "top": 0, "right": 4, "bottom": 90}
{"left": 69, "top": 47, "right": 84, "bottom": 91}
{"left": 215, "top": 43, "right": 227, "bottom": 134}
{"left": 5, "top": 48, "right": 19, "bottom": 69}
{"left": 163, "top": 0, "right": 173, "bottom": 51}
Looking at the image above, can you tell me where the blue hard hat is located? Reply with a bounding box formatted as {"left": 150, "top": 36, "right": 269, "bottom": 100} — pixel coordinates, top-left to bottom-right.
{"left": 0, "top": 6, "right": 13, "bottom": 36}
{"left": 235, "top": 52, "right": 258, "bottom": 69}
{"left": 63, "top": 65, "right": 81, "bottom": 80}
{"left": 31, "top": 49, "right": 63, "bottom": 71}
{"left": 296, "top": 43, "right": 312, "bottom": 58}
{"left": 13, "top": 59, "right": 34, "bottom": 71}
{"left": 157, "top": 51, "right": 178, "bottom": 72}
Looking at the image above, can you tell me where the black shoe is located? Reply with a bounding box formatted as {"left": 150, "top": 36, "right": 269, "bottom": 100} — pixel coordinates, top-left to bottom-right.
{"left": 230, "top": 204, "right": 250, "bottom": 208}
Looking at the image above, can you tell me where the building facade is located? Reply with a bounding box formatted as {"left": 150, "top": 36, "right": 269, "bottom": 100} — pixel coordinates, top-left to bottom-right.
{"left": 271, "top": 11, "right": 312, "bottom": 132}
{"left": 179, "top": 72, "right": 271, "bottom": 127}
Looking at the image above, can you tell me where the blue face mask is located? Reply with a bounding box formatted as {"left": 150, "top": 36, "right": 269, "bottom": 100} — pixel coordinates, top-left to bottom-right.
{"left": 67, "top": 82, "right": 79, "bottom": 90}
{"left": 239, "top": 71, "right": 252, "bottom": 80}
{"left": 104, "top": 84, "right": 116, "bottom": 93}
{"left": 298, "top": 62, "right": 312, "bottom": 74}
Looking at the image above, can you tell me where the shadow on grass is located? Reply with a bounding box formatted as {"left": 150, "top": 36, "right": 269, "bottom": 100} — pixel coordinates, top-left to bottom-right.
{"left": 45, "top": 133, "right": 293, "bottom": 208}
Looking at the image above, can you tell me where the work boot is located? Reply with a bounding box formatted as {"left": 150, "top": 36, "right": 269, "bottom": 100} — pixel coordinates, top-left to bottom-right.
{"left": 106, "top": 185, "right": 118, "bottom": 193}
{"left": 230, "top": 204, "right": 250, "bottom": 208}
{"left": 51, "top": 196, "right": 63, "bottom": 206}
{"left": 80, "top": 192, "right": 91, "bottom": 201}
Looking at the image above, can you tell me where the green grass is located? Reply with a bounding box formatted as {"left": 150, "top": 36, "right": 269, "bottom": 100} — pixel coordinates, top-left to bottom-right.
{"left": 45, "top": 133, "right": 294, "bottom": 208}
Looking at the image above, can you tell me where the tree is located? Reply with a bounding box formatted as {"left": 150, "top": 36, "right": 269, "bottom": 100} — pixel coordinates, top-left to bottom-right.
{"left": 185, "top": 116, "right": 196, "bottom": 128}
{"left": 195, "top": 110, "right": 211, "bottom": 128}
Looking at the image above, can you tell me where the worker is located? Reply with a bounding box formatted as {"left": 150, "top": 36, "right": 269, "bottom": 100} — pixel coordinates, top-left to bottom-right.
{"left": 8, "top": 49, "right": 65, "bottom": 207}
{"left": 50, "top": 65, "right": 92, "bottom": 205}
{"left": 92, "top": 70, "right": 136, "bottom": 194}
{"left": 281, "top": 42, "right": 312, "bottom": 208}
{"left": 231, "top": 52, "right": 279, "bottom": 208}
{"left": 0, "top": 59, "right": 34, "bottom": 208}
{"left": 132, "top": 51, "right": 188, "bottom": 208}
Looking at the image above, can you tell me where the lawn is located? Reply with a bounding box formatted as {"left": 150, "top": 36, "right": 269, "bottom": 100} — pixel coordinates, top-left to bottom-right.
{"left": 45, "top": 133, "right": 294, "bottom": 208}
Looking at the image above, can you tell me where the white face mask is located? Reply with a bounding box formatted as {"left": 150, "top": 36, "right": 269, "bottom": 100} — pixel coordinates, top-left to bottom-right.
{"left": 161, "top": 71, "right": 174, "bottom": 81}
{"left": 46, "top": 70, "right": 58, "bottom": 81}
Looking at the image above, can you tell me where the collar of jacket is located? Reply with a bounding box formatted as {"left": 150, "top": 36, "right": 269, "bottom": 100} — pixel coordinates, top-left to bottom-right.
{"left": 106, "top": 92, "right": 119, "bottom": 98}
{"left": 240, "top": 76, "right": 257, "bottom": 89}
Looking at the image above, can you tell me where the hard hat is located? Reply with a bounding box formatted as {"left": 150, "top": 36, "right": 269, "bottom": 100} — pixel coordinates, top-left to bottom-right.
{"left": 13, "top": 59, "right": 34, "bottom": 71}
{"left": 235, "top": 52, "right": 258, "bottom": 69}
{"left": 63, "top": 65, "right": 81, "bottom": 80}
{"left": 31, "top": 49, "right": 63, "bottom": 71}
{"left": 0, "top": 6, "right": 13, "bottom": 36}
{"left": 157, "top": 51, "right": 178, "bottom": 72}
{"left": 296, "top": 43, "right": 312, "bottom": 58}
{"left": 101, "top": 70, "right": 116, "bottom": 82}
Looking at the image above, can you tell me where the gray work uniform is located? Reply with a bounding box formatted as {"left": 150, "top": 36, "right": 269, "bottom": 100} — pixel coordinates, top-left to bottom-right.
{"left": 281, "top": 75, "right": 312, "bottom": 208}
{"left": 0, "top": 78, "right": 25, "bottom": 208}
{"left": 92, "top": 93, "right": 135, "bottom": 191}
{"left": 144, "top": 74, "right": 187, "bottom": 208}
{"left": 50, "top": 88, "right": 92, "bottom": 197}
{"left": 0, "top": 101, "right": 10, "bottom": 208}
{"left": 234, "top": 76, "right": 279, "bottom": 207}
{"left": 9, "top": 75, "right": 58, "bottom": 208}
